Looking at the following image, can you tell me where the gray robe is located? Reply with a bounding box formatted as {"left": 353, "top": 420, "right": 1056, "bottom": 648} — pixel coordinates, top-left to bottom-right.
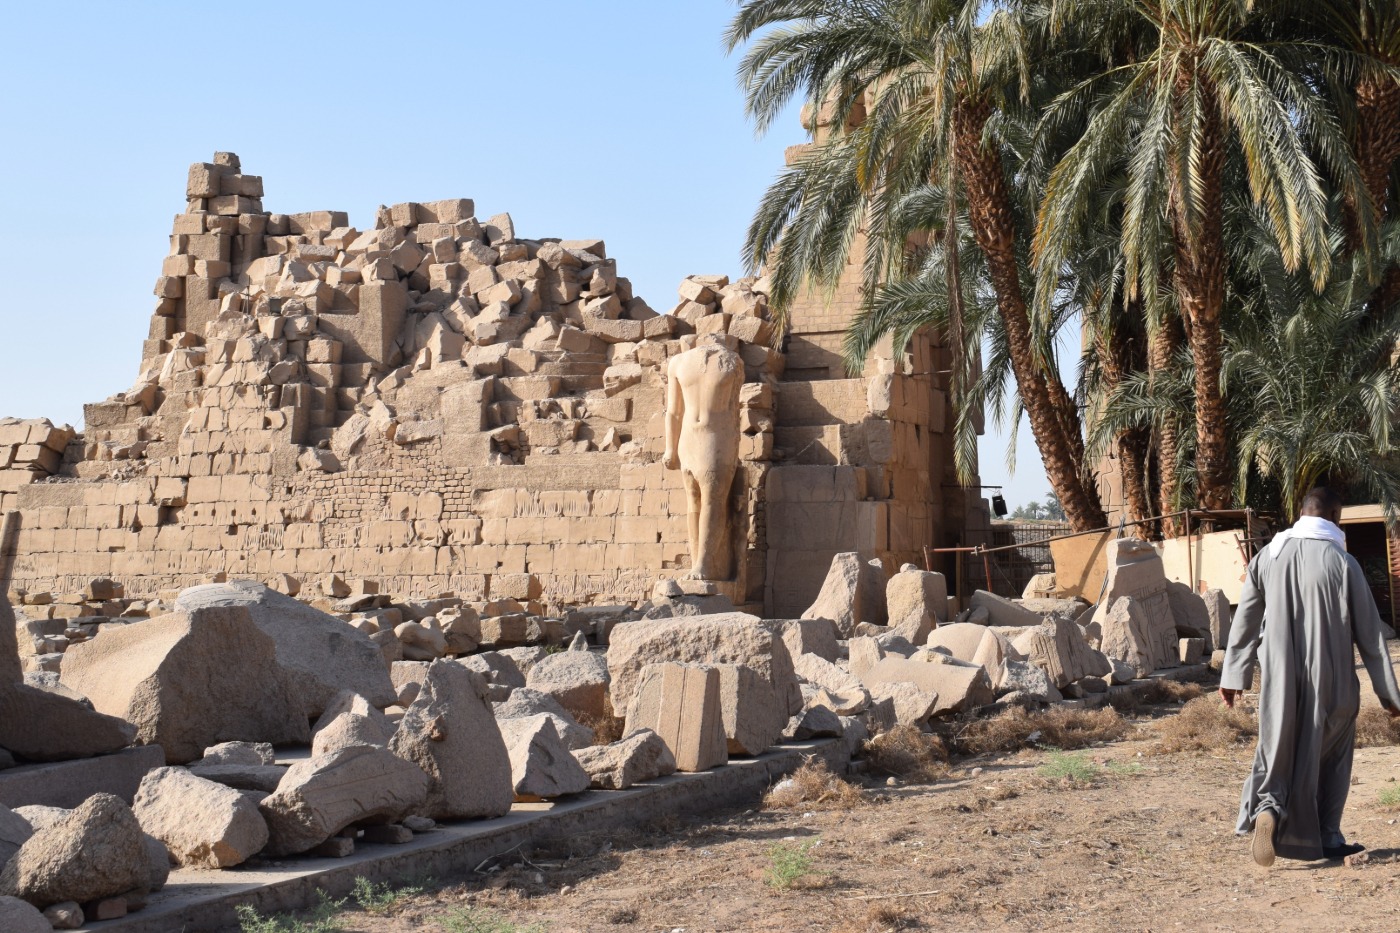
{"left": 1221, "top": 537, "right": 1400, "bottom": 859}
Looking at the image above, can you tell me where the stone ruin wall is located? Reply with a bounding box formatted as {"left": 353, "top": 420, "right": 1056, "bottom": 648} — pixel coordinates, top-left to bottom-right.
{"left": 0, "top": 149, "right": 982, "bottom": 617}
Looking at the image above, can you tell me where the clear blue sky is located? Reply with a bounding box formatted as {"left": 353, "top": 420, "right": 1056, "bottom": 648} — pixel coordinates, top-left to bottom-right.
{"left": 0, "top": 0, "right": 1051, "bottom": 509}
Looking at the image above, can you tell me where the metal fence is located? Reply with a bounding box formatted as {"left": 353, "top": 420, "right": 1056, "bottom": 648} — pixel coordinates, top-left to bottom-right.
{"left": 959, "top": 520, "right": 1071, "bottom": 598}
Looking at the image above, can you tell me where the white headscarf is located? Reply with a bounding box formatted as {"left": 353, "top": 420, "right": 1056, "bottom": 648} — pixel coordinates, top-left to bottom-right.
{"left": 1266, "top": 514, "right": 1348, "bottom": 558}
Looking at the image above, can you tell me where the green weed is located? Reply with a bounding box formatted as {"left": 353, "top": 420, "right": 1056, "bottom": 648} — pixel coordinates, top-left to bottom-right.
{"left": 438, "top": 906, "right": 547, "bottom": 933}
{"left": 1038, "top": 751, "right": 1100, "bottom": 785}
{"left": 236, "top": 893, "right": 346, "bottom": 933}
{"left": 351, "top": 876, "right": 424, "bottom": 915}
{"left": 765, "top": 840, "right": 817, "bottom": 891}
{"left": 1379, "top": 785, "right": 1400, "bottom": 810}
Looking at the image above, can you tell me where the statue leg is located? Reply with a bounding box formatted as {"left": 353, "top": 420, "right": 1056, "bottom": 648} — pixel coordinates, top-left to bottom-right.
{"left": 682, "top": 469, "right": 703, "bottom": 578}
{"left": 689, "top": 467, "right": 734, "bottom": 581}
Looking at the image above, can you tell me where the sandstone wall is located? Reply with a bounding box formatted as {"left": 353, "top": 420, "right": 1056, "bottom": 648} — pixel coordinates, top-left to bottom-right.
{"left": 1, "top": 149, "right": 982, "bottom": 615}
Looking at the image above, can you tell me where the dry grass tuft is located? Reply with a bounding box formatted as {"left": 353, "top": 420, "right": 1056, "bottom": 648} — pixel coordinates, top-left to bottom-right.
{"left": 1151, "top": 696, "right": 1257, "bottom": 753}
{"left": 954, "top": 705, "right": 1129, "bottom": 756}
{"left": 578, "top": 696, "right": 626, "bottom": 746}
{"left": 764, "top": 759, "right": 868, "bottom": 810}
{"left": 859, "top": 903, "right": 919, "bottom": 931}
{"left": 1355, "top": 707, "right": 1400, "bottom": 747}
{"left": 1110, "top": 678, "right": 1204, "bottom": 713}
{"left": 863, "top": 725, "right": 949, "bottom": 783}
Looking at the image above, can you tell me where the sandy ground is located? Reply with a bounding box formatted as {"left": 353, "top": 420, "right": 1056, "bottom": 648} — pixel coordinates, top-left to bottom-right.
{"left": 266, "top": 656, "right": 1400, "bottom": 933}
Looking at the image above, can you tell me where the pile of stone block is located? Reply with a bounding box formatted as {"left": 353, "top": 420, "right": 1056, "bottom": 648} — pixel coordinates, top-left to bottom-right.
{"left": 7, "top": 580, "right": 159, "bottom": 674}
{"left": 777, "top": 543, "right": 1228, "bottom": 730}
{"left": 0, "top": 420, "right": 73, "bottom": 511}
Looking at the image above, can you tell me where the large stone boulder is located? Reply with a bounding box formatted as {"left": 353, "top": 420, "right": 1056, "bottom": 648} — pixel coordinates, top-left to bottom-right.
{"left": 0, "top": 794, "right": 150, "bottom": 909}
{"left": 927, "top": 622, "right": 999, "bottom": 662}
{"left": 498, "top": 714, "right": 591, "bottom": 801}
{"left": 1100, "top": 595, "right": 1177, "bottom": 676}
{"left": 195, "top": 742, "right": 275, "bottom": 767}
{"left": 60, "top": 606, "right": 309, "bottom": 764}
{"left": 800, "top": 553, "right": 869, "bottom": 635}
{"left": 0, "top": 805, "right": 33, "bottom": 868}
{"left": 525, "top": 650, "right": 611, "bottom": 722}
{"left": 1010, "top": 618, "right": 1112, "bottom": 689}
{"left": 968, "top": 591, "right": 1042, "bottom": 627}
{"left": 1166, "top": 581, "right": 1213, "bottom": 647}
{"left": 1089, "top": 538, "right": 1179, "bottom": 665}
{"left": 0, "top": 896, "right": 49, "bottom": 933}
{"left": 886, "top": 569, "right": 947, "bottom": 643}
{"left": 175, "top": 581, "right": 395, "bottom": 718}
{"left": 572, "top": 729, "right": 676, "bottom": 790}
{"left": 778, "top": 617, "right": 840, "bottom": 663}
{"left": 792, "top": 653, "right": 870, "bottom": 714}
{"left": 714, "top": 663, "right": 787, "bottom": 756}
{"left": 310, "top": 691, "right": 393, "bottom": 757}
{"left": 259, "top": 746, "right": 429, "bottom": 856}
{"left": 132, "top": 767, "right": 268, "bottom": 869}
{"left": 1203, "top": 588, "right": 1232, "bottom": 650}
{"left": 389, "top": 660, "right": 513, "bottom": 821}
{"left": 868, "top": 681, "right": 938, "bottom": 729}
{"left": 493, "top": 688, "right": 594, "bottom": 750}
{"left": 862, "top": 653, "right": 994, "bottom": 715}
{"left": 0, "top": 684, "right": 136, "bottom": 763}
{"left": 0, "top": 596, "right": 136, "bottom": 763}
{"left": 607, "top": 613, "right": 800, "bottom": 726}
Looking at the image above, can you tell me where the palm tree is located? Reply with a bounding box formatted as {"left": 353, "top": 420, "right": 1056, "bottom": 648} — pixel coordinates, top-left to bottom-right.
{"left": 1034, "top": 0, "right": 1364, "bottom": 512}
{"left": 1224, "top": 214, "right": 1400, "bottom": 519}
{"left": 726, "top": 0, "right": 1110, "bottom": 531}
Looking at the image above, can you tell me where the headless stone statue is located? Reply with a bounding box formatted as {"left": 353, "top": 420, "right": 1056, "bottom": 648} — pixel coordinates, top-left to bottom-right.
{"left": 664, "top": 341, "right": 743, "bottom": 581}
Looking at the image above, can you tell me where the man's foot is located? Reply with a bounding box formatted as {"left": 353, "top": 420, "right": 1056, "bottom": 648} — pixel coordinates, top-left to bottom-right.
{"left": 1252, "top": 810, "right": 1277, "bottom": 867}
{"left": 1322, "top": 841, "right": 1365, "bottom": 860}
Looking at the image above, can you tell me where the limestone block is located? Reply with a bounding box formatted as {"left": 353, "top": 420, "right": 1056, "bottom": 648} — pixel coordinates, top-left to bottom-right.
{"left": 801, "top": 552, "right": 864, "bottom": 637}
{"left": 997, "top": 659, "right": 1062, "bottom": 702}
{"left": 862, "top": 654, "right": 994, "bottom": 715}
{"left": 868, "top": 681, "right": 937, "bottom": 729}
{"left": 0, "top": 793, "right": 150, "bottom": 910}
{"left": 195, "top": 742, "right": 275, "bottom": 767}
{"left": 968, "top": 591, "right": 1042, "bottom": 627}
{"left": 493, "top": 688, "right": 595, "bottom": 750}
{"left": 623, "top": 662, "right": 728, "bottom": 772}
{"left": 1166, "top": 581, "right": 1212, "bottom": 648}
{"left": 258, "top": 746, "right": 429, "bottom": 856}
{"left": 60, "top": 606, "right": 309, "bottom": 764}
{"left": 848, "top": 635, "right": 884, "bottom": 680}
{"left": 132, "top": 767, "right": 268, "bottom": 869}
{"left": 525, "top": 650, "right": 610, "bottom": 722}
{"left": 606, "top": 614, "right": 800, "bottom": 725}
{"left": 927, "top": 622, "right": 1005, "bottom": 666}
{"left": 173, "top": 581, "right": 394, "bottom": 718}
{"left": 1022, "top": 573, "right": 1058, "bottom": 599}
{"left": 389, "top": 660, "right": 513, "bottom": 820}
{"left": 572, "top": 729, "right": 676, "bottom": 790}
{"left": 1202, "top": 589, "right": 1232, "bottom": 652}
{"left": 1008, "top": 618, "right": 1111, "bottom": 689}
{"left": 779, "top": 617, "right": 840, "bottom": 663}
{"left": 792, "top": 653, "right": 870, "bottom": 714}
{"left": 0, "top": 896, "right": 49, "bottom": 932}
{"left": 1099, "top": 596, "right": 1175, "bottom": 678}
{"left": 497, "top": 714, "right": 591, "bottom": 801}
{"left": 886, "top": 569, "right": 947, "bottom": 644}
{"left": 0, "top": 805, "right": 31, "bottom": 868}
{"left": 186, "top": 763, "right": 286, "bottom": 794}
{"left": 310, "top": 691, "right": 393, "bottom": 756}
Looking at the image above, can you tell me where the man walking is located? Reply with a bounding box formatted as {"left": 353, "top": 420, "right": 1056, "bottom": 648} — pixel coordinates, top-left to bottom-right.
{"left": 1220, "top": 487, "right": 1400, "bottom": 866}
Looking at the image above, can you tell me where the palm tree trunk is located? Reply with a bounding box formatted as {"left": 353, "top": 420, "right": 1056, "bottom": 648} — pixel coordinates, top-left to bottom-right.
{"left": 1350, "top": 72, "right": 1400, "bottom": 320}
{"left": 952, "top": 97, "right": 1107, "bottom": 532}
{"left": 1168, "top": 81, "right": 1231, "bottom": 513}
{"left": 1346, "top": 72, "right": 1400, "bottom": 252}
{"left": 1149, "top": 318, "right": 1183, "bottom": 538}
{"left": 1094, "top": 307, "right": 1152, "bottom": 531}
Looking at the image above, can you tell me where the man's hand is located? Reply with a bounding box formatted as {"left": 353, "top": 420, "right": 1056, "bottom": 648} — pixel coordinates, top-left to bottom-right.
{"left": 1220, "top": 687, "right": 1239, "bottom": 709}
